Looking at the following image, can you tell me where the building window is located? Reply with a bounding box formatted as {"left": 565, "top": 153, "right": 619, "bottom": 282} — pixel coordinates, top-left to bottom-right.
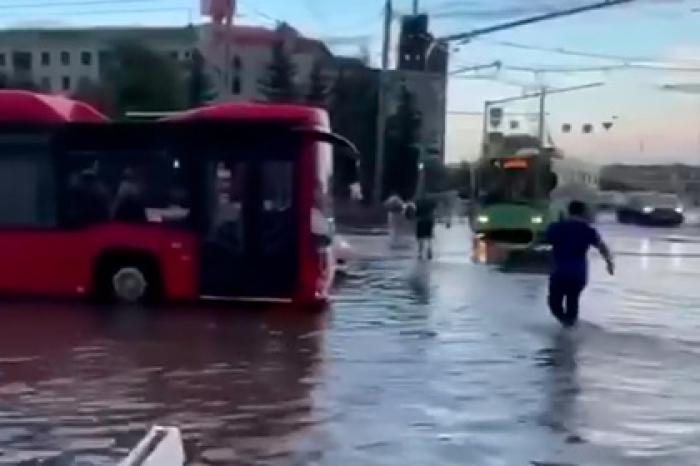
{"left": 0, "top": 53, "right": 5, "bottom": 67}
{"left": 232, "top": 76, "right": 241, "bottom": 95}
{"left": 62, "top": 76, "right": 71, "bottom": 91}
{"left": 233, "top": 56, "right": 242, "bottom": 70}
{"left": 41, "top": 52, "right": 51, "bottom": 66}
{"left": 40, "top": 77, "right": 51, "bottom": 91}
{"left": 169, "top": 50, "right": 179, "bottom": 61}
{"left": 81, "top": 51, "right": 92, "bottom": 66}
{"left": 12, "top": 51, "right": 32, "bottom": 71}
{"left": 184, "top": 50, "right": 192, "bottom": 59}
{"left": 61, "top": 51, "right": 70, "bottom": 66}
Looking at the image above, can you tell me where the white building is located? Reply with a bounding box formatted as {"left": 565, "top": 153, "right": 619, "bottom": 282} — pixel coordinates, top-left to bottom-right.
{"left": 0, "top": 24, "right": 333, "bottom": 101}
{"left": 199, "top": 23, "right": 333, "bottom": 103}
{"left": 0, "top": 27, "right": 197, "bottom": 93}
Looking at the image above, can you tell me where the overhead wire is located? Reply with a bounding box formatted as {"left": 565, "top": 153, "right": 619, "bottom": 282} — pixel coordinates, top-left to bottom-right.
{"left": 0, "top": 0, "right": 170, "bottom": 9}
{"left": 474, "top": 38, "right": 700, "bottom": 66}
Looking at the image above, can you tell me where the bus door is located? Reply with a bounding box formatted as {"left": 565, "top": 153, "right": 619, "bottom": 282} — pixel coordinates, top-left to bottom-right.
{"left": 190, "top": 126, "right": 299, "bottom": 300}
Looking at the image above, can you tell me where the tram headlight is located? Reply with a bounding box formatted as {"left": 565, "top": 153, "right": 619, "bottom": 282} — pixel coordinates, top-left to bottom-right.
{"left": 675, "top": 206, "right": 684, "bottom": 214}
{"left": 642, "top": 206, "right": 654, "bottom": 214}
{"left": 477, "top": 215, "right": 490, "bottom": 224}
{"left": 531, "top": 215, "right": 544, "bottom": 225}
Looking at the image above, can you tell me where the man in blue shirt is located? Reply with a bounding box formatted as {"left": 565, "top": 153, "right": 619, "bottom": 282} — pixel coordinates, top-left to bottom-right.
{"left": 546, "top": 201, "right": 615, "bottom": 327}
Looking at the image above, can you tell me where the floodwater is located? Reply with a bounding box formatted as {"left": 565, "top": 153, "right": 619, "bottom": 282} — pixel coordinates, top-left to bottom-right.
{"left": 3, "top": 218, "right": 700, "bottom": 465}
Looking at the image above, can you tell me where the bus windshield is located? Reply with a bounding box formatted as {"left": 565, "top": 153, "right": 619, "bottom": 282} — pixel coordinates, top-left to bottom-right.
{"left": 479, "top": 159, "right": 538, "bottom": 205}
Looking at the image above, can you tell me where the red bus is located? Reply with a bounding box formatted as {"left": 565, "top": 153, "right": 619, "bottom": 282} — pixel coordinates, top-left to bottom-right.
{"left": 0, "top": 91, "right": 356, "bottom": 305}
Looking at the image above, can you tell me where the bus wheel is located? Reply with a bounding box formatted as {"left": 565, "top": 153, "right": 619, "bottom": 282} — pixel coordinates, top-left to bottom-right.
{"left": 112, "top": 267, "right": 149, "bottom": 304}
{"left": 96, "top": 254, "right": 162, "bottom": 305}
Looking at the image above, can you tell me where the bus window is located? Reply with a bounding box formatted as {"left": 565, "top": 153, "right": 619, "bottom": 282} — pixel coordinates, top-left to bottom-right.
{"left": 0, "top": 133, "right": 57, "bottom": 228}
{"left": 262, "top": 160, "right": 294, "bottom": 256}
{"left": 63, "top": 148, "right": 191, "bottom": 228}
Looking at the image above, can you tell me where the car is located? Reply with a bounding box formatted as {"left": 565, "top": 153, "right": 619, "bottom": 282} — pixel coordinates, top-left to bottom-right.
{"left": 617, "top": 193, "right": 684, "bottom": 226}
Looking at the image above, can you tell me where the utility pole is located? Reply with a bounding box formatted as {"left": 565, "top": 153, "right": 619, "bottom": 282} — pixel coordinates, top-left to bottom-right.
{"left": 374, "top": 0, "right": 392, "bottom": 204}
{"left": 413, "top": 0, "right": 419, "bottom": 14}
{"left": 538, "top": 87, "right": 547, "bottom": 148}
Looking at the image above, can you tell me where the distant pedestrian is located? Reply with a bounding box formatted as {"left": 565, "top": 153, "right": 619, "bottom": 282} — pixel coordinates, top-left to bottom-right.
{"left": 546, "top": 200, "right": 615, "bottom": 327}
{"left": 384, "top": 192, "right": 405, "bottom": 248}
{"left": 415, "top": 196, "right": 437, "bottom": 260}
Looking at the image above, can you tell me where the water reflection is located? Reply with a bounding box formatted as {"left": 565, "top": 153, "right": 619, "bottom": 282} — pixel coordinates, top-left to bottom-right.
{"left": 407, "top": 261, "right": 432, "bottom": 304}
{"left": 2, "top": 225, "right": 700, "bottom": 465}
{"left": 0, "top": 303, "right": 325, "bottom": 465}
{"left": 536, "top": 330, "right": 581, "bottom": 440}
{"left": 640, "top": 238, "right": 651, "bottom": 270}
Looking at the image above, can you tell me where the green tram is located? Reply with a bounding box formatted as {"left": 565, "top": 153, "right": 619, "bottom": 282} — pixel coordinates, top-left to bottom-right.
{"left": 471, "top": 133, "right": 599, "bottom": 247}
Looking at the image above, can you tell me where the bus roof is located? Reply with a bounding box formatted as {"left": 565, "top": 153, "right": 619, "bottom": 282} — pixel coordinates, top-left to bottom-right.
{"left": 166, "top": 103, "right": 329, "bottom": 128}
{"left": 0, "top": 91, "right": 107, "bottom": 123}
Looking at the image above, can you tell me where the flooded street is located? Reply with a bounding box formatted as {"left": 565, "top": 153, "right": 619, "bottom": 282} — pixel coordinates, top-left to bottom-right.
{"left": 3, "top": 220, "right": 700, "bottom": 465}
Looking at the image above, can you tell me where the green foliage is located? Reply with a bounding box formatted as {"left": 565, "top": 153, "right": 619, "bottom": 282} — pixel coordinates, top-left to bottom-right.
{"left": 258, "top": 38, "right": 298, "bottom": 103}
{"left": 103, "top": 41, "right": 187, "bottom": 117}
{"left": 384, "top": 84, "right": 423, "bottom": 200}
{"left": 445, "top": 162, "right": 472, "bottom": 197}
{"left": 188, "top": 49, "right": 217, "bottom": 108}
{"left": 72, "top": 77, "right": 116, "bottom": 116}
{"left": 306, "top": 60, "right": 329, "bottom": 108}
{"left": 330, "top": 67, "right": 378, "bottom": 199}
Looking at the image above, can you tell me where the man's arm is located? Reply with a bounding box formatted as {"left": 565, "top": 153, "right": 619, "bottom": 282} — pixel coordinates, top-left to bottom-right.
{"left": 594, "top": 234, "right": 615, "bottom": 275}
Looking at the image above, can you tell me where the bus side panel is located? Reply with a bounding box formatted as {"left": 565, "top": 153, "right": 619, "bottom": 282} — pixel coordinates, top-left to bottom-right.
{"left": 154, "top": 230, "right": 199, "bottom": 301}
{"left": 0, "top": 230, "right": 93, "bottom": 297}
{"left": 83, "top": 225, "right": 199, "bottom": 301}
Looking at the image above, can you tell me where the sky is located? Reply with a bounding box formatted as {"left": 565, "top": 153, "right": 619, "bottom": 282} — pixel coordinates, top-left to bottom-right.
{"left": 1, "top": 0, "right": 700, "bottom": 165}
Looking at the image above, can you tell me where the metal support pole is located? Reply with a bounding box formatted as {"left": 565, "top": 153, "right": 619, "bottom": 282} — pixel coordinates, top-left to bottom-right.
{"left": 538, "top": 87, "right": 547, "bottom": 148}
{"left": 373, "top": 0, "right": 392, "bottom": 204}
{"left": 482, "top": 100, "right": 490, "bottom": 156}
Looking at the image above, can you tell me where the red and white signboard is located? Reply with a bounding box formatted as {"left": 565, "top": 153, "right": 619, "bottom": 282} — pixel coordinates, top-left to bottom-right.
{"left": 201, "top": 0, "right": 235, "bottom": 24}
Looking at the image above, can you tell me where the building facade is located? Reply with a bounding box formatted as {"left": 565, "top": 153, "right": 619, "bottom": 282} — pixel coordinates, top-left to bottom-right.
{"left": 0, "top": 24, "right": 333, "bottom": 102}
{"left": 0, "top": 27, "right": 197, "bottom": 93}
{"left": 199, "top": 23, "right": 333, "bottom": 103}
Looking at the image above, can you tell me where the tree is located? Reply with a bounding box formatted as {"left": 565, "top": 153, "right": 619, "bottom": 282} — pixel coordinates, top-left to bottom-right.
{"left": 258, "top": 37, "right": 298, "bottom": 103}
{"left": 188, "top": 49, "right": 217, "bottom": 108}
{"left": 384, "top": 84, "right": 422, "bottom": 200}
{"left": 103, "top": 41, "right": 187, "bottom": 117}
{"left": 306, "top": 60, "right": 329, "bottom": 108}
{"left": 329, "top": 65, "right": 378, "bottom": 200}
{"left": 72, "top": 77, "right": 116, "bottom": 116}
{"left": 445, "top": 162, "right": 472, "bottom": 198}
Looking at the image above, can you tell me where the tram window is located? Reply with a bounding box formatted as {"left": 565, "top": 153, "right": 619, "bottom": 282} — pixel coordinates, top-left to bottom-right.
{"left": 63, "top": 148, "right": 191, "bottom": 227}
{"left": 0, "top": 135, "right": 56, "bottom": 228}
{"left": 262, "top": 160, "right": 294, "bottom": 256}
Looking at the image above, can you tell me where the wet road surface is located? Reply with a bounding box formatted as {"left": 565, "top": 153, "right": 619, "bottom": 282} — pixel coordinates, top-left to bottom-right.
{"left": 2, "top": 218, "right": 700, "bottom": 465}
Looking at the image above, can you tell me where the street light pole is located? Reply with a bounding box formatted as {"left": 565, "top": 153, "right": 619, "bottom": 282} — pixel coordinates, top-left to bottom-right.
{"left": 374, "top": 0, "right": 392, "bottom": 205}
{"left": 538, "top": 87, "right": 547, "bottom": 148}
